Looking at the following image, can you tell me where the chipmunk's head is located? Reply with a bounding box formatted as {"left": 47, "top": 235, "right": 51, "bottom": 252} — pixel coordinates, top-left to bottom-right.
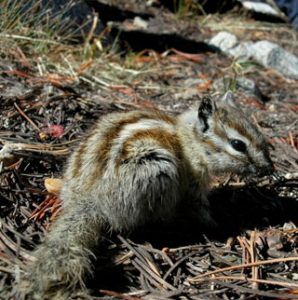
{"left": 195, "top": 92, "right": 274, "bottom": 176}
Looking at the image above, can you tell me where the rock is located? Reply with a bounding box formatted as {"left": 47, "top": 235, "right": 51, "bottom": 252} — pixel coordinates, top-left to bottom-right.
{"left": 209, "top": 31, "right": 298, "bottom": 80}
{"left": 209, "top": 31, "right": 238, "bottom": 52}
{"left": 209, "top": 32, "right": 252, "bottom": 60}
{"left": 252, "top": 41, "right": 298, "bottom": 80}
{"left": 133, "top": 17, "right": 148, "bottom": 29}
{"left": 228, "top": 41, "right": 254, "bottom": 60}
{"left": 213, "top": 76, "right": 262, "bottom": 100}
{"left": 241, "top": 1, "right": 280, "bottom": 16}
{"left": 236, "top": 77, "right": 262, "bottom": 99}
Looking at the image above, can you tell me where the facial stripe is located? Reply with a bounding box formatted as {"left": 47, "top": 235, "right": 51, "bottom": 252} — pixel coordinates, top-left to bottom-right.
{"left": 225, "top": 127, "right": 250, "bottom": 146}
{"left": 213, "top": 121, "right": 229, "bottom": 142}
{"left": 216, "top": 108, "right": 264, "bottom": 151}
{"left": 228, "top": 121, "right": 255, "bottom": 143}
{"left": 202, "top": 138, "right": 250, "bottom": 164}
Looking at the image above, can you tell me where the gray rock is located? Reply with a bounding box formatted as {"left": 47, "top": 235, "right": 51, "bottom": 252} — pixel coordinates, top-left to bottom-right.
{"left": 252, "top": 41, "right": 298, "bottom": 79}
{"left": 133, "top": 17, "right": 148, "bottom": 29}
{"left": 213, "top": 76, "right": 262, "bottom": 99}
{"left": 236, "top": 77, "right": 262, "bottom": 99}
{"left": 209, "top": 31, "right": 298, "bottom": 80}
{"left": 209, "top": 31, "right": 238, "bottom": 52}
{"left": 241, "top": 1, "right": 279, "bottom": 16}
{"left": 229, "top": 41, "right": 254, "bottom": 60}
{"left": 209, "top": 32, "right": 253, "bottom": 59}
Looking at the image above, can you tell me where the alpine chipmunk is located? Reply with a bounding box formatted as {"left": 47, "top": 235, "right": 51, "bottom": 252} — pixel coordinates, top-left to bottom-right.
{"left": 20, "top": 93, "right": 273, "bottom": 299}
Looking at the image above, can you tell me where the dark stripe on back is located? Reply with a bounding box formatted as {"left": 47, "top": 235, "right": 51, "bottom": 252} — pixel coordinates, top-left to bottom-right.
{"left": 117, "top": 128, "right": 182, "bottom": 167}
{"left": 86, "top": 110, "right": 176, "bottom": 188}
{"left": 71, "top": 129, "right": 97, "bottom": 178}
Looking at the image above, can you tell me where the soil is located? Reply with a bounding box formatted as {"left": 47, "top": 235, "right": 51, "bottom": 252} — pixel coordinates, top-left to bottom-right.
{"left": 0, "top": 4, "right": 297, "bottom": 300}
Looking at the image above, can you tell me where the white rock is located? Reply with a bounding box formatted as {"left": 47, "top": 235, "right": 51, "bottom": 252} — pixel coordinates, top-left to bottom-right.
{"left": 209, "top": 32, "right": 254, "bottom": 60}
{"left": 133, "top": 17, "right": 148, "bottom": 29}
{"left": 242, "top": 1, "right": 279, "bottom": 16}
{"left": 229, "top": 41, "right": 254, "bottom": 60}
{"left": 252, "top": 41, "right": 298, "bottom": 79}
{"left": 209, "top": 32, "right": 298, "bottom": 79}
{"left": 209, "top": 31, "right": 238, "bottom": 52}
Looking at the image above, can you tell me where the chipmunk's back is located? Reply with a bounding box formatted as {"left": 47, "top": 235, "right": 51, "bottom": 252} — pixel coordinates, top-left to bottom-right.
{"left": 64, "top": 110, "right": 180, "bottom": 182}
{"left": 61, "top": 110, "right": 184, "bottom": 231}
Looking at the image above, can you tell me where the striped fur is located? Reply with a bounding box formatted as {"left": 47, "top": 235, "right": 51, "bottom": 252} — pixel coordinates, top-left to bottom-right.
{"left": 20, "top": 95, "right": 273, "bottom": 299}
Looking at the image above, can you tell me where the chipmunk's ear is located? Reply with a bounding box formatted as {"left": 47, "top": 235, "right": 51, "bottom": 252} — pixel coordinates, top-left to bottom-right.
{"left": 197, "top": 96, "right": 216, "bottom": 133}
{"left": 220, "top": 91, "right": 236, "bottom": 106}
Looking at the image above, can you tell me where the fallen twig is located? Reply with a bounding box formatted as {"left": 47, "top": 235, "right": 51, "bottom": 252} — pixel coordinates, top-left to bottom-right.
{"left": 189, "top": 256, "right": 298, "bottom": 282}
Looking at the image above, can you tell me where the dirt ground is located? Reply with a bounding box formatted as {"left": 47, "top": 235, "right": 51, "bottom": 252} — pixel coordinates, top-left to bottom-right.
{"left": 0, "top": 3, "right": 298, "bottom": 300}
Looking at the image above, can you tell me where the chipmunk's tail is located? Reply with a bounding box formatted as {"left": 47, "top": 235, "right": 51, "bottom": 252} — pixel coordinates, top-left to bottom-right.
{"left": 17, "top": 205, "right": 103, "bottom": 300}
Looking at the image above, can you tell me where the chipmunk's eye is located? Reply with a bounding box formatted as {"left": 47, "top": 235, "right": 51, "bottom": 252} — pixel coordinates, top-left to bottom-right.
{"left": 230, "top": 139, "right": 247, "bottom": 153}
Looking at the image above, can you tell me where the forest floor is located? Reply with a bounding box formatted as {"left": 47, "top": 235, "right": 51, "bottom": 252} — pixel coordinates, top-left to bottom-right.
{"left": 0, "top": 3, "right": 298, "bottom": 300}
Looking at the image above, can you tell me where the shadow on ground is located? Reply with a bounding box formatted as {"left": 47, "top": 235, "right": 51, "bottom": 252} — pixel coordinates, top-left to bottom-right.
{"left": 88, "top": 185, "right": 298, "bottom": 294}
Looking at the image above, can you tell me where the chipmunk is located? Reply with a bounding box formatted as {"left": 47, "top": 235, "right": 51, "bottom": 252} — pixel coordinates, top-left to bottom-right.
{"left": 19, "top": 92, "right": 273, "bottom": 299}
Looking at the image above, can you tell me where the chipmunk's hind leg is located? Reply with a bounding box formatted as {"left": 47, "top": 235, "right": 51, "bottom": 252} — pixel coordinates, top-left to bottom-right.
{"left": 103, "top": 147, "right": 181, "bottom": 231}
